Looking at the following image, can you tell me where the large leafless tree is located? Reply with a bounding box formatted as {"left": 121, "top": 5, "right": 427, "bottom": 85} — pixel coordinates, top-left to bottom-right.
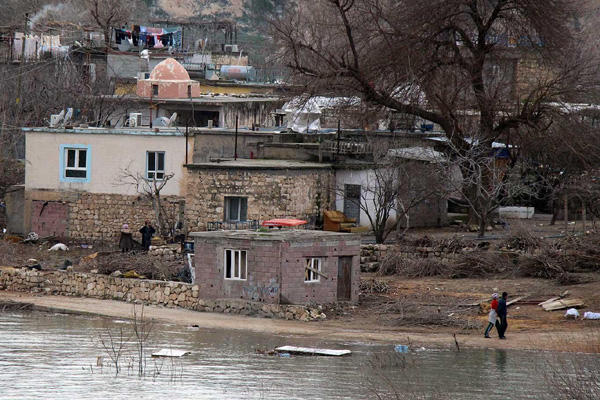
{"left": 271, "top": 0, "right": 600, "bottom": 236}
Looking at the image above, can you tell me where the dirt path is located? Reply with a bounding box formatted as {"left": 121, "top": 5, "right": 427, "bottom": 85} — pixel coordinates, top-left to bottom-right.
{"left": 0, "top": 291, "right": 590, "bottom": 352}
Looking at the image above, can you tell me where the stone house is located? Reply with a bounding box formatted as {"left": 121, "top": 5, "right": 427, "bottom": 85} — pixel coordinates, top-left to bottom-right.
{"left": 191, "top": 230, "right": 360, "bottom": 304}
{"left": 185, "top": 159, "right": 334, "bottom": 231}
{"left": 16, "top": 126, "right": 192, "bottom": 240}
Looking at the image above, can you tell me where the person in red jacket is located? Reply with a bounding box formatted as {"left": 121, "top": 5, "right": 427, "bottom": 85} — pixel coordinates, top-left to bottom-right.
{"left": 484, "top": 293, "right": 499, "bottom": 338}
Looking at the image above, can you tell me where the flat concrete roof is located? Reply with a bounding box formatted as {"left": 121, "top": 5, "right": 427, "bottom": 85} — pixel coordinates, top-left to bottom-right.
{"left": 190, "top": 229, "right": 359, "bottom": 242}
{"left": 101, "top": 94, "right": 280, "bottom": 104}
{"left": 23, "top": 127, "right": 186, "bottom": 136}
{"left": 185, "top": 159, "right": 332, "bottom": 170}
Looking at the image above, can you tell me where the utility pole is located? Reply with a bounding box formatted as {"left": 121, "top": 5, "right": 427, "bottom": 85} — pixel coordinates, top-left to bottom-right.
{"left": 15, "top": 13, "right": 29, "bottom": 105}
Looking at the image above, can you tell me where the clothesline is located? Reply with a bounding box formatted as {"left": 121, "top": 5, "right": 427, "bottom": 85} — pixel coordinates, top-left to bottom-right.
{"left": 114, "top": 25, "right": 182, "bottom": 49}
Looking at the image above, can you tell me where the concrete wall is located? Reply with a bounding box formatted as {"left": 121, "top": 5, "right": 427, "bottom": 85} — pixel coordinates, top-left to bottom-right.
{"left": 193, "top": 131, "right": 272, "bottom": 162}
{"left": 25, "top": 130, "right": 191, "bottom": 197}
{"left": 185, "top": 164, "right": 334, "bottom": 231}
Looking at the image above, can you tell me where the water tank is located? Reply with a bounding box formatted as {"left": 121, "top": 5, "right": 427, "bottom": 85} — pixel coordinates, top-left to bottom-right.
{"left": 219, "top": 65, "right": 256, "bottom": 81}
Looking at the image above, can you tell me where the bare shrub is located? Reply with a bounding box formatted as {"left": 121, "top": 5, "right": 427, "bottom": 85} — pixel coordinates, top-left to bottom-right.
{"left": 94, "top": 252, "right": 183, "bottom": 281}
{"left": 360, "top": 278, "right": 391, "bottom": 294}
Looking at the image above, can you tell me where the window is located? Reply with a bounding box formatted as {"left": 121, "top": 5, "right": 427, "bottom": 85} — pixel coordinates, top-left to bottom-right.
{"left": 60, "top": 144, "right": 90, "bottom": 182}
{"left": 147, "top": 151, "right": 165, "bottom": 180}
{"left": 152, "top": 84, "right": 159, "bottom": 96}
{"left": 224, "top": 249, "right": 247, "bottom": 280}
{"left": 187, "top": 85, "right": 192, "bottom": 97}
{"left": 225, "top": 197, "right": 248, "bottom": 221}
{"left": 305, "top": 258, "right": 322, "bottom": 282}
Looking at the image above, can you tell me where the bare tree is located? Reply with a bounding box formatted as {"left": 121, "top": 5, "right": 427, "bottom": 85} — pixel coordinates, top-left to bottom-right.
{"left": 82, "top": 0, "right": 147, "bottom": 48}
{"left": 337, "top": 144, "right": 447, "bottom": 243}
{"left": 271, "top": 0, "right": 600, "bottom": 236}
{"left": 117, "top": 163, "right": 177, "bottom": 239}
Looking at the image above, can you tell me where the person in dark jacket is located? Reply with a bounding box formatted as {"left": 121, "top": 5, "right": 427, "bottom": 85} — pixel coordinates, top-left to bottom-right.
{"left": 119, "top": 223, "right": 134, "bottom": 253}
{"left": 496, "top": 292, "right": 508, "bottom": 339}
{"left": 139, "top": 220, "right": 155, "bottom": 250}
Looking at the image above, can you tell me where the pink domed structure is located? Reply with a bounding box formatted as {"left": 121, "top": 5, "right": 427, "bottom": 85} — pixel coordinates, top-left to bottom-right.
{"left": 137, "top": 58, "right": 201, "bottom": 99}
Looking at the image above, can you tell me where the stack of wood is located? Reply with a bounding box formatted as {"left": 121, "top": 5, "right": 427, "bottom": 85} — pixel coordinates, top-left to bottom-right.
{"left": 539, "top": 291, "right": 585, "bottom": 311}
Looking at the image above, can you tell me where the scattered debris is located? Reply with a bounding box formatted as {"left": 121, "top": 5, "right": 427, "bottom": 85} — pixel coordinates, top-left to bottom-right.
{"left": 539, "top": 291, "right": 570, "bottom": 307}
{"left": 359, "top": 278, "right": 391, "bottom": 294}
{"left": 110, "top": 270, "right": 123, "bottom": 278}
{"left": 542, "top": 299, "right": 585, "bottom": 311}
{"left": 151, "top": 349, "right": 190, "bottom": 358}
{"left": 394, "top": 345, "right": 409, "bottom": 353}
{"left": 24, "top": 232, "right": 39, "bottom": 243}
{"left": 60, "top": 260, "right": 72, "bottom": 270}
{"left": 274, "top": 346, "right": 351, "bottom": 357}
{"left": 49, "top": 243, "right": 69, "bottom": 251}
{"left": 122, "top": 270, "right": 146, "bottom": 279}
{"left": 583, "top": 312, "right": 600, "bottom": 320}
{"left": 565, "top": 308, "right": 580, "bottom": 318}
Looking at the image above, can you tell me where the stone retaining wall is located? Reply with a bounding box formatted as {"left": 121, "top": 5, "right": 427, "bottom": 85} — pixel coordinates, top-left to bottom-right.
{"left": 0, "top": 268, "right": 326, "bottom": 321}
{"left": 360, "top": 243, "right": 475, "bottom": 272}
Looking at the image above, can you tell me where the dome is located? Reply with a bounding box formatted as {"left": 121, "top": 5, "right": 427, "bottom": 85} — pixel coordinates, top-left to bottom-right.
{"left": 149, "top": 58, "right": 191, "bottom": 81}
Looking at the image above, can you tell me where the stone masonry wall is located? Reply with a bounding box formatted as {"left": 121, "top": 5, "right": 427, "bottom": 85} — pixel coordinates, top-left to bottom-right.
{"left": 26, "top": 190, "right": 181, "bottom": 241}
{"left": 185, "top": 167, "right": 334, "bottom": 231}
{"left": 0, "top": 268, "right": 327, "bottom": 321}
{"left": 360, "top": 243, "right": 475, "bottom": 272}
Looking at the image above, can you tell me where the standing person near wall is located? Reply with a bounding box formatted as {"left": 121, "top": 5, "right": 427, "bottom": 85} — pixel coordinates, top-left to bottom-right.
{"left": 484, "top": 293, "right": 499, "bottom": 338}
{"left": 119, "top": 223, "right": 133, "bottom": 253}
{"left": 139, "top": 220, "right": 155, "bottom": 250}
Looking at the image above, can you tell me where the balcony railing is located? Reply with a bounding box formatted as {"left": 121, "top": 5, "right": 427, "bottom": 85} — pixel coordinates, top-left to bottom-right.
{"left": 206, "top": 220, "right": 260, "bottom": 231}
{"left": 322, "top": 140, "right": 374, "bottom": 154}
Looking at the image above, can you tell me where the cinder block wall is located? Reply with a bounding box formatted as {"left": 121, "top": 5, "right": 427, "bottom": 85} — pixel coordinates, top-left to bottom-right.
{"left": 194, "top": 233, "right": 360, "bottom": 305}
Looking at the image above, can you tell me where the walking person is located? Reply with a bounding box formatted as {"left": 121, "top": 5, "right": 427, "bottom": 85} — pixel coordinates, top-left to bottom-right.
{"left": 496, "top": 292, "right": 508, "bottom": 339}
{"left": 139, "top": 220, "right": 156, "bottom": 251}
{"left": 484, "top": 293, "right": 499, "bottom": 338}
{"left": 118, "top": 223, "right": 134, "bottom": 253}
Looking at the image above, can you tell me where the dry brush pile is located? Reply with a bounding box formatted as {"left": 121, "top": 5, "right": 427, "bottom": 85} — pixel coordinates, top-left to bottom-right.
{"left": 377, "top": 233, "right": 600, "bottom": 284}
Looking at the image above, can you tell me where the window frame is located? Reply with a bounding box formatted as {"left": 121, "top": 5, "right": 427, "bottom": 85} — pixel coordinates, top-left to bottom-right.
{"left": 152, "top": 84, "right": 159, "bottom": 96}
{"left": 146, "top": 151, "right": 165, "bottom": 181}
{"left": 224, "top": 249, "right": 247, "bottom": 281}
{"left": 59, "top": 144, "right": 91, "bottom": 183}
{"left": 304, "top": 257, "right": 322, "bottom": 283}
{"left": 224, "top": 196, "right": 248, "bottom": 222}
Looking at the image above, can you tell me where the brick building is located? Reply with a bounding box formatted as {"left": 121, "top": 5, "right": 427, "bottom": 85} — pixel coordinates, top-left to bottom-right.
{"left": 191, "top": 230, "right": 360, "bottom": 304}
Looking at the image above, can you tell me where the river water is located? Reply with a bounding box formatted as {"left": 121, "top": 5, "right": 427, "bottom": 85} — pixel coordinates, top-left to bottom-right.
{"left": 0, "top": 310, "right": 592, "bottom": 399}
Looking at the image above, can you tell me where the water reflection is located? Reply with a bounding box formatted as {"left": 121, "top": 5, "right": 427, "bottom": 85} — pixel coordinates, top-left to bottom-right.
{"left": 0, "top": 310, "right": 570, "bottom": 399}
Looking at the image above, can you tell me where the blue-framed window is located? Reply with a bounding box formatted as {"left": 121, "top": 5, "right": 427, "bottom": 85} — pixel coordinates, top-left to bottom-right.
{"left": 59, "top": 144, "right": 91, "bottom": 183}
{"left": 146, "top": 151, "right": 165, "bottom": 180}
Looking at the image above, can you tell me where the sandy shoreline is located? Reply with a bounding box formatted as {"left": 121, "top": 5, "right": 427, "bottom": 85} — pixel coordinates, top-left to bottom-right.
{"left": 0, "top": 291, "right": 586, "bottom": 352}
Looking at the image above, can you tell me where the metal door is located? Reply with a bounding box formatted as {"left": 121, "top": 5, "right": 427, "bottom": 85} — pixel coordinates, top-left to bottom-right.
{"left": 343, "top": 184, "right": 361, "bottom": 223}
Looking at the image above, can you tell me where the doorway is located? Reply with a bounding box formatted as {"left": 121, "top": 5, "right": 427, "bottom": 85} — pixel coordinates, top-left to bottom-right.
{"left": 343, "top": 184, "right": 361, "bottom": 223}
{"left": 337, "top": 256, "right": 352, "bottom": 301}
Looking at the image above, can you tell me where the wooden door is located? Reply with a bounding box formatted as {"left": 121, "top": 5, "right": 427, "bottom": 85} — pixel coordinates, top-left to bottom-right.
{"left": 337, "top": 256, "right": 352, "bottom": 301}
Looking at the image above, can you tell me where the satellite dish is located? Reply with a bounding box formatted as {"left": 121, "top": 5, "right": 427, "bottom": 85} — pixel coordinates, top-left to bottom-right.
{"left": 63, "top": 108, "right": 74, "bottom": 126}
{"left": 118, "top": 38, "right": 133, "bottom": 52}
{"left": 49, "top": 109, "right": 65, "bottom": 127}
{"left": 168, "top": 112, "right": 177, "bottom": 126}
{"left": 154, "top": 112, "right": 178, "bottom": 127}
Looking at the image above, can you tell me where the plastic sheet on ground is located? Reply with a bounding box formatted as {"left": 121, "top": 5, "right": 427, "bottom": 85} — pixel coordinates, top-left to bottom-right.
{"left": 583, "top": 311, "right": 600, "bottom": 320}
{"left": 565, "top": 308, "right": 580, "bottom": 318}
